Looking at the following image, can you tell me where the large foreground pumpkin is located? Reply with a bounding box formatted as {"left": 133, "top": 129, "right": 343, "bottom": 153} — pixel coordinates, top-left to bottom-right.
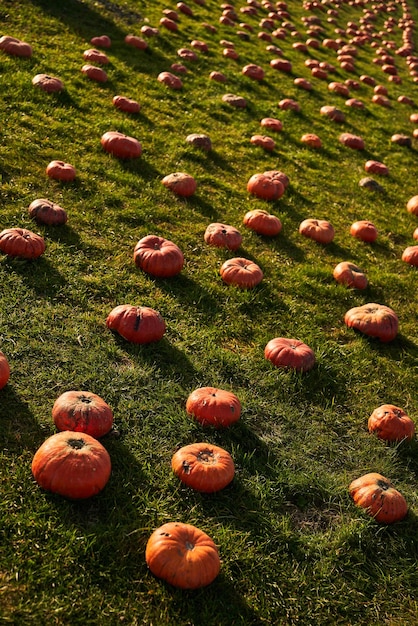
{"left": 32, "top": 431, "right": 111, "bottom": 499}
{"left": 344, "top": 303, "right": 398, "bottom": 342}
{"left": 368, "top": 404, "right": 415, "bottom": 442}
{"left": 133, "top": 235, "right": 184, "bottom": 277}
{"left": 145, "top": 522, "right": 220, "bottom": 589}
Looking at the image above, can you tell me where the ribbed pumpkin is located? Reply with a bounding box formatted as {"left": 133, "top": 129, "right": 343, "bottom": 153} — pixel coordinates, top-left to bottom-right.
{"left": 368, "top": 404, "right": 415, "bottom": 442}
{"left": 204, "top": 223, "right": 242, "bottom": 250}
{"left": 52, "top": 391, "right": 113, "bottom": 439}
{"left": 264, "top": 337, "right": 315, "bottom": 372}
{"left": 0, "top": 228, "right": 45, "bottom": 259}
{"left": 344, "top": 303, "right": 398, "bottom": 342}
{"left": 106, "top": 304, "right": 166, "bottom": 344}
{"left": 243, "top": 209, "right": 282, "bottom": 236}
{"left": 172, "top": 442, "right": 235, "bottom": 492}
{"left": 349, "top": 473, "right": 408, "bottom": 524}
{"left": 0, "top": 350, "right": 10, "bottom": 389}
{"left": 133, "top": 235, "right": 184, "bottom": 277}
{"left": 220, "top": 258, "right": 263, "bottom": 288}
{"left": 28, "top": 198, "right": 68, "bottom": 226}
{"left": 186, "top": 386, "right": 241, "bottom": 428}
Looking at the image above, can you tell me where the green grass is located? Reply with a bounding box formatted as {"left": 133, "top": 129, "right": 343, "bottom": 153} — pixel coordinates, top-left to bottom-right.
{"left": 1, "top": 0, "right": 418, "bottom": 623}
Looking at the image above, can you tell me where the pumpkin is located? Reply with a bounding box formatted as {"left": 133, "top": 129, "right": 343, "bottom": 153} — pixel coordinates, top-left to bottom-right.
{"left": 223, "top": 47, "right": 239, "bottom": 60}
{"left": 344, "top": 303, "right": 398, "bottom": 342}
{"left": 301, "top": 133, "right": 322, "bottom": 148}
{"left": 350, "top": 220, "right": 378, "bottom": 242}
{"left": 402, "top": 245, "right": 418, "bottom": 266}
{"left": 333, "top": 261, "right": 368, "bottom": 289}
{"left": 52, "top": 391, "right": 113, "bottom": 438}
{"left": 186, "top": 134, "right": 212, "bottom": 151}
{"left": 349, "top": 473, "right": 408, "bottom": 524}
{"left": 264, "top": 337, "right": 315, "bottom": 372}
{"left": 270, "top": 58, "right": 292, "bottom": 72}
{"left": 406, "top": 195, "right": 418, "bottom": 215}
{"left": 171, "top": 442, "right": 235, "bottom": 492}
{"left": 204, "top": 223, "right": 242, "bottom": 250}
{"left": 339, "top": 133, "right": 365, "bottom": 150}
{"left": 210, "top": 71, "right": 227, "bottom": 83}
{"left": 83, "top": 48, "right": 109, "bottom": 64}
{"left": 186, "top": 386, "right": 241, "bottom": 428}
{"left": 32, "top": 431, "right": 111, "bottom": 499}
{"left": 414, "top": 227, "right": 418, "bottom": 241}
{"left": 0, "top": 350, "right": 10, "bottom": 389}
{"left": 247, "top": 173, "right": 284, "bottom": 200}
{"left": 320, "top": 105, "right": 345, "bottom": 122}
{"left": 101, "top": 131, "right": 142, "bottom": 159}
{"left": 278, "top": 98, "right": 300, "bottom": 112}
{"left": 145, "top": 522, "right": 220, "bottom": 589}
{"left": 159, "top": 17, "right": 179, "bottom": 32}
{"left": 221, "top": 94, "right": 247, "bottom": 108}
{"left": 242, "top": 63, "right": 265, "bottom": 80}
{"left": 260, "top": 117, "right": 282, "bottom": 132}
{"left": 157, "top": 72, "right": 182, "bottom": 90}
{"left": 133, "top": 235, "right": 184, "bottom": 277}
{"left": 112, "top": 95, "right": 141, "bottom": 113}
{"left": 141, "top": 26, "right": 159, "bottom": 37}
{"left": 391, "top": 134, "right": 412, "bottom": 147}
{"left": 90, "top": 35, "right": 111, "bottom": 48}
{"left": 328, "top": 81, "right": 349, "bottom": 96}
{"left": 264, "top": 170, "right": 289, "bottom": 190}
{"left": 0, "top": 35, "right": 32, "bottom": 57}
{"left": 243, "top": 209, "right": 282, "bottom": 236}
{"left": 345, "top": 98, "right": 365, "bottom": 109}
{"left": 364, "top": 160, "right": 389, "bottom": 175}
{"left": 299, "top": 218, "right": 335, "bottom": 244}
{"left": 250, "top": 135, "right": 275, "bottom": 151}
{"left": 368, "top": 404, "right": 415, "bottom": 442}
{"left": 191, "top": 40, "right": 208, "bottom": 53}
{"left": 32, "top": 74, "right": 64, "bottom": 93}
{"left": 177, "top": 48, "right": 197, "bottom": 61}
{"left": 106, "top": 304, "right": 166, "bottom": 344}
{"left": 171, "top": 62, "right": 187, "bottom": 74}
{"left": 177, "top": 2, "right": 194, "bottom": 16}
{"left": 124, "top": 35, "right": 148, "bottom": 50}
{"left": 81, "top": 64, "right": 108, "bottom": 82}
{"left": 372, "top": 94, "right": 391, "bottom": 107}
{"left": 46, "top": 160, "right": 76, "bottom": 181}
{"left": 28, "top": 198, "right": 68, "bottom": 226}
{"left": 220, "top": 257, "right": 263, "bottom": 288}
{"left": 0, "top": 228, "right": 45, "bottom": 259}
{"left": 294, "top": 77, "right": 313, "bottom": 90}
{"left": 161, "top": 172, "right": 196, "bottom": 197}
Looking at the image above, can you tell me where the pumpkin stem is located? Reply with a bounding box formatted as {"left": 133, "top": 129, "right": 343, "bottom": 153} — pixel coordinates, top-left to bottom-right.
{"left": 67, "top": 438, "right": 86, "bottom": 449}
{"left": 377, "top": 479, "right": 390, "bottom": 490}
{"left": 185, "top": 541, "right": 194, "bottom": 551}
{"left": 79, "top": 395, "right": 92, "bottom": 404}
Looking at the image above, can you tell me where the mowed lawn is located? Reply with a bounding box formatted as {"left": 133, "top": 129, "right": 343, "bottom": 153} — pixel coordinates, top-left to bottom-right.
{"left": 0, "top": 0, "right": 418, "bottom": 624}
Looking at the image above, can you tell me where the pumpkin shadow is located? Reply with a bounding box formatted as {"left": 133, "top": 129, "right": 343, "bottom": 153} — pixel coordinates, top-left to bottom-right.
{"left": 0, "top": 385, "right": 47, "bottom": 453}
{"left": 0, "top": 256, "right": 68, "bottom": 302}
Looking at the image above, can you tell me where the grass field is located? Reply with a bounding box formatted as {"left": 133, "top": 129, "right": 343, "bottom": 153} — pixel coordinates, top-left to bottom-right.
{"left": 0, "top": 0, "right": 418, "bottom": 624}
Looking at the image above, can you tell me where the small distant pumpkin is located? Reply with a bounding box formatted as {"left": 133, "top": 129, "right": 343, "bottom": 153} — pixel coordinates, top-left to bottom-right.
{"left": 260, "top": 117, "right": 282, "bottom": 132}
{"left": 28, "top": 198, "right": 68, "bottom": 225}
{"left": 368, "top": 404, "right": 415, "bottom": 442}
{"left": 220, "top": 257, "right": 263, "bottom": 288}
{"left": 83, "top": 48, "right": 109, "bottom": 64}
{"left": 264, "top": 337, "right": 315, "bottom": 372}
{"left": 406, "top": 195, "right": 418, "bottom": 215}
{"left": 124, "top": 35, "right": 148, "bottom": 50}
{"left": 52, "top": 391, "right": 113, "bottom": 439}
{"left": 349, "top": 472, "right": 408, "bottom": 524}
{"left": 250, "top": 135, "right": 275, "bottom": 151}
{"left": 243, "top": 209, "right": 282, "bottom": 236}
{"left": 186, "top": 386, "right": 241, "bottom": 428}
{"left": 106, "top": 304, "right": 166, "bottom": 344}
{"left": 145, "top": 522, "right": 220, "bottom": 589}
{"left": 46, "top": 160, "right": 76, "bottom": 181}
{"left": 339, "top": 133, "right": 365, "bottom": 150}
{"left": 301, "top": 133, "right": 322, "bottom": 148}
{"left": 90, "top": 35, "right": 111, "bottom": 48}
{"left": 157, "top": 72, "right": 182, "bottom": 90}
{"left": 81, "top": 64, "right": 108, "bottom": 82}
{"left": 133, "top": 235, "right": 184, "bottom": 277}
{"left": 364, "top": 160, "right": 389, "bottom": 176}
{"left": 402, "top": 245, "right": 418, "bottom": 266}
{"left": 0, "top": 228, "right": 45, "bottom": 259}
{"left": 171, "top": 442, "right": 235, "bottom": 492}
{"left": 112, "top": 95, "right": 141, "bottom": 113}
{"left": 299, "top": 218, "right": 335, "bottom": 244}
{"left": 204, "top": 223, "right": 242, "bottom": 250}
{"left": 344, "top": 303, "right": 398, "bottom": 342}
{"left": 0, "top": 35, "right": 32, "bottom": 57}
{"left": 247, "top": 173, "right": 284, "bottom": 201}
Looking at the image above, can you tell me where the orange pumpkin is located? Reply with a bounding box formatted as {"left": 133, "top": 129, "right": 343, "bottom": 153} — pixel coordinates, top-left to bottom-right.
{"left": 406, "top": 195, "right": 418, "bottom": 215}
{"left": 344, "top": 303, "right": 398, "bottom": 342}
{"left": 112, "top": 95, "right": 141, "bottom": 113}
{"left": 368, "top": 404, "right": 415, "bottom": 442}
{"left": 157, "top": 71, "right": 182, "bottom": 89}
{"left": 106, "top": 304, "right": 166, "bottom": 344}
{"left": 186, "top": 386, "right": 241, "bottom": 428}
{"left": 333, "top": 261, "right": 368, "bottom": 289}
{"left": 299, "top": 218, "right": 335, "bottom": 244}
{"left": 242, "top": 63, "right": 265, "bottom": 80}
{"left": 90, "top": 35, "right": 111, "bottom": 48}
{"left": 204, "top": 223, "right": 242, "bottom": 250}
{"left": 133, "top": 235, "right": 184, "bottom": 277}
{"left": 0, "top": 228, "right": 45, "bottom": 259}
{"left": 247, "top": 173, "right": 284, "bottom": 200}
{"left": 0, "top": 350, "right": 10, "bottom": 389}
{"left": 250, "top": 135, "right": 275, "bottom": 151}
{"left": 350, "top": 220, "right": 378, "bottom": 242}
{"left": 145, "top": 522, "right": 220, "bottom": 589}
{"left": 124, "top": 35, "right": 148, "bottom": 50}
{"left": 243, "top": 209, "right": 282, "bottom": 236}
{"left": 101, "top": 131, "right": 142, "bottom": 159}
{"left": 220, "top": 257, "right": 263, "bottom": 288}
{"left": 32, "top": 74, "right": 64, "bottom": 93}
{"left": 83, "top": 48, "right": 109, "bottom": 64}
{"left": 349, "top": 473, "right": 408, "bottom": 524}
{"left": 260, "top": 117, "right": 282, "bottom": 132}
{"left": 301, "top": 133, "right": 322, "bottom": 148}
{"left": 402, "top": 245, "right": 418, "bottom": 266}
{"left": 28, "top": 198, "right": 67, "bottom": 225}
{"left": 52, "top": 391, "right": 114, "bottom": 438}
{"left": 32, "top": 431, "right": 111, "bottom": 500}
{"left": 339, "top": 133, "right": 365, "bottom": 150}
{"left": 161, "top": 172, "right": 196, "bottom": 197}
{"left": 264, "top": 337, "right": 315, "bottom": 372}
{"left": 171, "top": 442, "right": 235, "bottom": 492}
{"left": 46, "top": 160, "right": 76, "bottom": 181}
{"left": 364, "top": 160, "right": 389, "bottom": 176}
{"left": 81, "top": 64, "right": 108, "bottom": 82}
{"left": 0, "top": 35, "right": 32, "bottom": 57}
